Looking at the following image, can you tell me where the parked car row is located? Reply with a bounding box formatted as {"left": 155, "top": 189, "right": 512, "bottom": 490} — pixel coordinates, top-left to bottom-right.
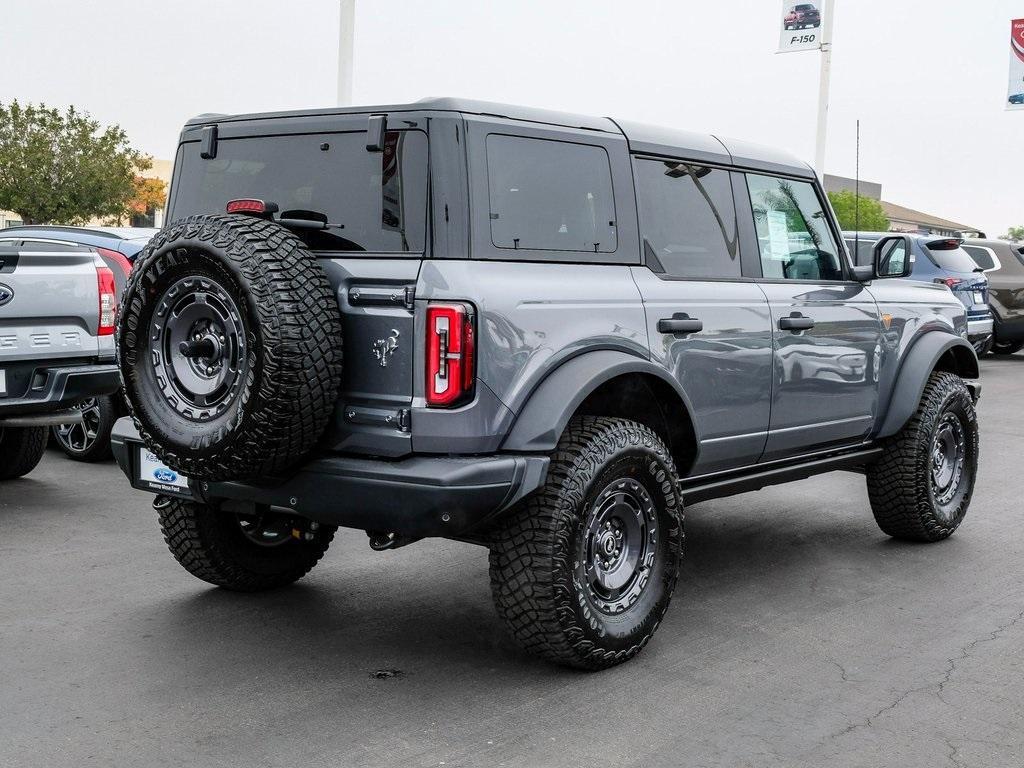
{"left": 843, "top": 232, "right": 995, "bottom": 354}
{"left": 961, "top": 238, "right": 1024, "bottom": 355}
{"left": 0, "top": 226, "right": 156, "bottom": 469}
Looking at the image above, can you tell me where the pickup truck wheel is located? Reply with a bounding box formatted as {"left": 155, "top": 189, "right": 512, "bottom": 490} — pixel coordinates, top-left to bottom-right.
{"left": 51, "top": 396, "right": 116, "bottom": 462}
{"left": 117, "top": 214, "right": 343, "bottom": 481}
{"left": 488, "top": 416, "right": 684, "bottom": 670}
{"left": 155, "top": 496, "right": 336, "bottom": 591}
{"left": 991, "top": 340, "right": 1024, "bottom": 355}
{"left": 867, "top": 372, "right": 978, "bottom": 542}
{"left": 0, "top": 426, "right": 48, "bottom": 480}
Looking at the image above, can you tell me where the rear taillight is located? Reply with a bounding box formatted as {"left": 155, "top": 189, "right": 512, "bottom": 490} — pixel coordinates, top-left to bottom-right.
{"left": 95, "top": 246, "right": 133, "bottom": 277}
{"left": 97, "top": 266, "right": 117, "bottom": 336}
{"left": 426, "top": 302, "right": 475, "bottom": 408}
{"left": 935, "top": 277, "right": 964, "bottom": 289}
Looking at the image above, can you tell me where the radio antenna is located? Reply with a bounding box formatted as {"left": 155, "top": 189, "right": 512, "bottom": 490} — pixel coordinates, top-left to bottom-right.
{"left": 854, "top": 119, "right": 861, "bottom": 259}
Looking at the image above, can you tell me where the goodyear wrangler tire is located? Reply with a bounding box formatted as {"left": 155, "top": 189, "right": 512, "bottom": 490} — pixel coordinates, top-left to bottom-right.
{"left": 488, "top": 416, "right": 685, "bottom": 670}
{"left": 867, "top": 371, "right": 978, "bottom": 542}
{"left": 117, "top": 214, "right": 343, "bottom": 481}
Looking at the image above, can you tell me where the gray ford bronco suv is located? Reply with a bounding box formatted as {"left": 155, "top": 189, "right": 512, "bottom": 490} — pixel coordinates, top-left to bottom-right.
{"left": 112, "top": 98, "right": 981, "bottom": 669}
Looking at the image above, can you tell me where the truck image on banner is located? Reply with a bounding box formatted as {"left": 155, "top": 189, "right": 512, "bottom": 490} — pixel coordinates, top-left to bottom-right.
{"left": 779, "top": 2, "right": 825, "bottom": 53}
{"left": 1009, "top": 18, "right": 1024, "bottom": 110}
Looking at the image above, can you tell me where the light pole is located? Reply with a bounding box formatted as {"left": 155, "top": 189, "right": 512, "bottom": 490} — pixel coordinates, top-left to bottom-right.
{"left": 813, "top": 0, "right": 836, "bottom": 177}
{"left": 337, "top": 0, "right": 355, "bottom": 106}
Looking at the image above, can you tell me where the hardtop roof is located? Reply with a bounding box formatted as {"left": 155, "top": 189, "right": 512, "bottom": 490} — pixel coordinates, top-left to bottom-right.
{"left": 184, "top": 97, "right": 814, "bottom": 179}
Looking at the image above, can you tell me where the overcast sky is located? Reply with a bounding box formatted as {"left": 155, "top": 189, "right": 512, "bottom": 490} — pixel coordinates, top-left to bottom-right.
{"left": 3, "top": 0, "right": 1021, "bottom": 236}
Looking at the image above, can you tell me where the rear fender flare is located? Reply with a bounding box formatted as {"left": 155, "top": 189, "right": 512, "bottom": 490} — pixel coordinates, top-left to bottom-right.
{"left": 875, "top": 332, "right": 979, "bottom": 439}
{"left": 500, "top": 350, "right": 696, "bottom": 453}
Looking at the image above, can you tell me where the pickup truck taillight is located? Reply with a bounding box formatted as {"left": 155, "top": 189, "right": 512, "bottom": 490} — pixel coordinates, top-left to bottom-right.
{"left": 425, "top": 302, "right": 475, "bottom": 408}
{"left": 97, "top": 266, "right": 117, "bottom": 335}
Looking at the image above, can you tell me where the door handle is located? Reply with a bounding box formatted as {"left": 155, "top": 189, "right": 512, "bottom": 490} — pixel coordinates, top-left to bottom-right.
{"left": 778, "top": 314, "right": 815, "bottom": 331}
{"left": 658, "top": 316, "right": 703, "bottom": 335}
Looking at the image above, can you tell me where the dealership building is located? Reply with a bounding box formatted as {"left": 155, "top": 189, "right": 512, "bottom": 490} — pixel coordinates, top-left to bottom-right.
{"left": 824, "top": 174, "right": 980, "bottom": 237}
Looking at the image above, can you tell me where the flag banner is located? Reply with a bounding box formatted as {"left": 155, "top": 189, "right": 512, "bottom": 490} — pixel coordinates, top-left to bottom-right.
{"left": 1009, "top": 19, "right": 1024, "bottom": 110}
{"left": 778, "top": 1, "right": 825, "bottom": 53}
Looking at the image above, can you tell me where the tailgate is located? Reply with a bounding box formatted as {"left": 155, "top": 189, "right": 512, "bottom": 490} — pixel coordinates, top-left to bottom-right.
{"left": 0, "top": 249, "right": 102, "bottom": 363}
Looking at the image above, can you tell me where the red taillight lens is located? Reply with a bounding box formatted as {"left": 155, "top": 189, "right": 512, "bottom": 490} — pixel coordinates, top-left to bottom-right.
{"left": 425, "top": 302, "right": 475, "bottom": 408}
{"left": 95, "top": 246, "right": 133, "bottom": 277}
{"left": 97, "top": 266, "right": 117, "bottom": 336}
{"left": 935, "top": 277, "right": 964, "bottom": 289}
{"left": 226, "top": 198, "right": 269, "bottom": 214}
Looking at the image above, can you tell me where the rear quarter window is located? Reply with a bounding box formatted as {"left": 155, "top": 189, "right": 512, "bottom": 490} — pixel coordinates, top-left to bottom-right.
{"left": 485, "top": 135, "right": 617, "bottom": 255}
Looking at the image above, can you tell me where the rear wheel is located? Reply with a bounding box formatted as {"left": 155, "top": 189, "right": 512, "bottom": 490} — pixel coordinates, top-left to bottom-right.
{"left": 0, "top": 426, "right": 48, "bottom": 480}
{"left": 488, "top": 417, "right": 684, "bottom": 670}
{"left": 155, "top": 496, "right": 336, "bottom": 591}
{"left": 52, "top": 396, "right": 117, "bottom": 462}
{"left": 867, "top": 372, "right": 978, "bottom": 541}
{"left": 991, "top": 340, "right": 1024, "bottom": 355}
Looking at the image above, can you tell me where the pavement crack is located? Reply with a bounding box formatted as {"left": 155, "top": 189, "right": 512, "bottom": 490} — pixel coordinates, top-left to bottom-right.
{"left": 830, "top": 608, "right": 1024, "bottom": 741}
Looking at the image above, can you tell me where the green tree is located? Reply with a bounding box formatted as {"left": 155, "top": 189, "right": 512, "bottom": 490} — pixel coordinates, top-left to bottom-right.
{"left": 1002, "top": 225, "right": 1024, "bottom": 242}
{"left": 0, "top": 100, "right": 150, "bottom": 225}
{"left": 827, "top": 190, "right": 890, "bottom": 232}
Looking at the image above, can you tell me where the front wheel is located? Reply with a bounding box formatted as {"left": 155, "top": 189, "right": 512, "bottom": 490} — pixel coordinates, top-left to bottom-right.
{"left": 867, "top": 372, "right": 978, "bottom": 541}
{"left": 155, "top": 496, "right": 336, "bottom": 591}
{"left": 488, "top": 417, "right": 684, "bottom": 670}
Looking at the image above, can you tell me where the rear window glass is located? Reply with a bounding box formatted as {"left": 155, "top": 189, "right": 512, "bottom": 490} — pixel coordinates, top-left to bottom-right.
{"left": 171, "top": 130, "right": 428, "bottom": 253}
{"left": 925, "top": 242, "right": 980, "bottom": 273}
{"left": 486, "top": 135, "right": 617, "bottom": 254}
{"left": 962, "top": 245, "right": 996, "bottom": 271}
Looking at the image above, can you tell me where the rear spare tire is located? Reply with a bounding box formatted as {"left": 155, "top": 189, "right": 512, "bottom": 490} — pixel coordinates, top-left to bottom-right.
{"left": 117, "top": 214, "right": 343, "bottom": 481}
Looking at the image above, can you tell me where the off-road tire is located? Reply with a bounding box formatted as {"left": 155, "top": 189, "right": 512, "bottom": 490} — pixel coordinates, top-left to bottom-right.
{"left": 155, "top": 496, "right": 336, "bottom": 591}
{"left": 117, "top": 214, "right": 343, "bottom": 481}
{"left": 867, "top": 372, "right": 978, "bottom": 541}
{"left": 0, "top": 426, "right": 48, "bottom": 480}
{"left": 991, "top": 340, "right": 1024, "bottom": 356}
{"left": 488, "top": 416, "right": 685, "bottom": 670}
{"left": 52, "top": 395, "right": 118, "bottom": 462}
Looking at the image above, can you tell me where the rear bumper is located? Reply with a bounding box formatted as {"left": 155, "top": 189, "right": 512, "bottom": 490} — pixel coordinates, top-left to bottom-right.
{"left": 110, "top": 418, "right": 549, "bottom": 539}
{"left": 0, "top": 362, "right": 120, "bottom": 418}
{"left": 967, "top": 317, "right": 994, "bottom": 339}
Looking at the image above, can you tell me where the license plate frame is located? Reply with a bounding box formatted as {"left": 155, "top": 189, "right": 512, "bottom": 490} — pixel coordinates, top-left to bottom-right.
{"left": 136, "top": 446, "right": 191, "bottom": 496}
{"left": 973, "top": 291, "right": 985, "bottom": 305}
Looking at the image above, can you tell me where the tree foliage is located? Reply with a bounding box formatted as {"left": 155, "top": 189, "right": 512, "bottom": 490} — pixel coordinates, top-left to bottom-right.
{"left": 827, "top": 190, "right": 890, "bottom": 232}
{"left": 1002, "top": 225, "right": 1024, "bottom": 243}
{"left": 0, "top": 100, "right": 150, "bottom": 225}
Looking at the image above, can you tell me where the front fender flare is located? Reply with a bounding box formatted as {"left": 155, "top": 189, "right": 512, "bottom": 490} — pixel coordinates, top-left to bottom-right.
{"left": 500, "top": 350, "right": 694, "bottom": 453}
{"left": 874, "top": 332, "right": 979, "bottom": 440}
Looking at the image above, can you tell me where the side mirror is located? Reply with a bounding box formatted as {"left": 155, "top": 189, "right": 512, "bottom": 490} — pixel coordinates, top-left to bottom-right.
{"left": 872, "top": 235, "right": 913, "bottom": 279}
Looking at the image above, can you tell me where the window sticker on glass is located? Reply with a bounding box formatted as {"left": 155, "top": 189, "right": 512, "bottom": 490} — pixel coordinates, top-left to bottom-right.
{"left": 766, "top": 210, "right": 791, "bottom": 260}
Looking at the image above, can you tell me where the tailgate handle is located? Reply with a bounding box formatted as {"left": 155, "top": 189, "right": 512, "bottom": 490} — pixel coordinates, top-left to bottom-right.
{"left": 348, "top": 285, "right": 414, "bottom": 310}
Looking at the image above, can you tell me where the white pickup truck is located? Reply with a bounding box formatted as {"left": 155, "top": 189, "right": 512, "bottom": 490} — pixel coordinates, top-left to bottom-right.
{"left": 0, "top": 246, "right": 121, "bottom": 480}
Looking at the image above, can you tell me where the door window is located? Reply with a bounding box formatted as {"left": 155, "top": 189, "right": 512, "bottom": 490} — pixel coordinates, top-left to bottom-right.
{"left": 746, "top": 174, "right": 844, "bottom": 281}
{"left": 635, "top": 159, "right": 739, "bottom": 278}
{"left": 486, "top": 135, "right": 617, "bottom": 254}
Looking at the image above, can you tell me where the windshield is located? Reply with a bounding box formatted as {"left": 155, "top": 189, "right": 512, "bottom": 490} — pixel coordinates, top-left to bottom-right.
{"left": 170, "top": 130, "right": 428, "bottom": 253}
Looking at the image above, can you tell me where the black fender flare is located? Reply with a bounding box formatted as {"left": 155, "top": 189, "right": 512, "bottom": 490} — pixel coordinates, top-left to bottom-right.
{"left": 874, "top": 332, "right": 979, "bottom": 439}
{"left": 500, "top": 349, "right": 696, "bottom": 453}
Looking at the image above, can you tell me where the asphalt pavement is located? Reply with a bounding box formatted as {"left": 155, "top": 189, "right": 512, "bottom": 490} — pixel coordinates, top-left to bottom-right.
{"left": 3, "top": 356, "right": 1024, "bottom": 768}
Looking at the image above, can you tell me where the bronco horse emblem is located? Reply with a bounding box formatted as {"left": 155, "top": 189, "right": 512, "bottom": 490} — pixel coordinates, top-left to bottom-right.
{"left": 373, "top": 329, "right": 400, "bottom": 367}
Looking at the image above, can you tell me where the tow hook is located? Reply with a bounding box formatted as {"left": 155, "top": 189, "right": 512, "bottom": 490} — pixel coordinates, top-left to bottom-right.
{"left": 366, "top": 530, "right": 418, "bottom": 551}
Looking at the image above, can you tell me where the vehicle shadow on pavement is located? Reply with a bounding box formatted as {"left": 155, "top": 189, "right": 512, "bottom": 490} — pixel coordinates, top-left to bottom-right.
{"left": 127, "top": 473, "right": 964, "bottom": 688}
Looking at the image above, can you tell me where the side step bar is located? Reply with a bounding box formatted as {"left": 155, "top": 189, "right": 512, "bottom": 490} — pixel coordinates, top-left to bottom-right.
{"left": 682, "top": 447, "right": 884, "bottom": 506}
